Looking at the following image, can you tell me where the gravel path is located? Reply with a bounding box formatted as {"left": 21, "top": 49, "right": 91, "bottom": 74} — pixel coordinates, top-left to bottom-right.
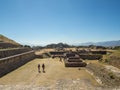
{"left": 0, "top": 79, "right": 120, "bottom": 90}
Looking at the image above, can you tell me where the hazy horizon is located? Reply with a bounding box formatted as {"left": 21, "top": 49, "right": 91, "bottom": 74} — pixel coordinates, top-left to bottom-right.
{"left": 0, "top": 0, "right": 120, "bottom": 46}
{"left": 14, "top": 39, "right": 120, "bottom": 46}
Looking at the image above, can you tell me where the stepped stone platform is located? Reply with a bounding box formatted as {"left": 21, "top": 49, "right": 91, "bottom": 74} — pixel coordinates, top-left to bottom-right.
{"left": 0, "top": 48, "right": 32, "bottom": 59}
{"left": 0, "top": 50, "right": 35, "bottom": 77}
{"left": 79, "top": 54, "right": 103, "bottom": 60}
{"left": 64, "top": 53, "right": 87, "bottom": 67}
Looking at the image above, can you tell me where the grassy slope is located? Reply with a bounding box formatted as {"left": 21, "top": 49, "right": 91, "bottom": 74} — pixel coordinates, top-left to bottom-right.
{"left": 0, "top": 34, "right": 20, "bottom": 46}
{"left": 103, "top": 50, "right": 120, "bottom": 69}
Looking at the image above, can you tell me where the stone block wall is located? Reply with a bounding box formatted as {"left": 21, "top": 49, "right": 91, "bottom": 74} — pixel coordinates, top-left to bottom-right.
{"left": 64, "top": 61, "right": 87, "bottom": 67}
{"left": 0, "top": 48, "right": 32, "bottom": 59}
{"left": 79, "top": 54, "right": 103, "bottom": 60}
{"left": 0, "top": 51, "right": 35, "bottom": 77}
{"left": 90, "top": 51, "right": 107, "bottom": 55}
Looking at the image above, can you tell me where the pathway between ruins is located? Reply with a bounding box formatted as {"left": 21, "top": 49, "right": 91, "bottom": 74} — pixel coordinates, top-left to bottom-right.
{"left": 0, "top": 58, "right": 107, "bottom": 90}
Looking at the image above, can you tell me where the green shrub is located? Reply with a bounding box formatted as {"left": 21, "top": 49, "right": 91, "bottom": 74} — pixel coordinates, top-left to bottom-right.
{"left": 104, "top": 59, "right": 109, "bottom": 63}
{"left": 108, "top": 72, "right": 115, "bottom": 79}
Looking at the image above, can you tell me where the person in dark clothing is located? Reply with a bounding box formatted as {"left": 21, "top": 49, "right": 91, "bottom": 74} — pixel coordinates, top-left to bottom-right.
{"left": 59, "top": 56, "right": 62, "bottom": 62}
{"left": 38, "top": 64, "right": 40, "bottom": 73}
{"left": 42, "top": 63, "right": 45, "bottom": 73}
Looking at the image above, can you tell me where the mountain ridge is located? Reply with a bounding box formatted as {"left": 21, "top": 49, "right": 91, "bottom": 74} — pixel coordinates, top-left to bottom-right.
{"left": 79, "top": 40, "right": 120, "bottom": 47}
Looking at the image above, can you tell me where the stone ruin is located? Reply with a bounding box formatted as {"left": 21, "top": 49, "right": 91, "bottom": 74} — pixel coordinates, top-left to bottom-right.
{"left": 0, "top": 48, "right": 35, "bottom": 77}
{"left": 64, "top": 53, "right": 87, "bottom": 67}
{"left": 0, "top": 35, "right": 36, "bottom": 77}
{"left": 49, "top": 51, "right": 87, "bottom": 67}
{"left": 0, "top": 48, "right": 32, "bottom": 59}
{"left": 79, "top": 54, "right": 103, "bottom": 60}
{"left": 49, "top": 49, "right": 107, "bottom": 67}
{"left": 77, "top": 49, "right": 106, "bottom": 60}
{"left": 90, "top": 50, "right": 107, "bottom": 55}
{"left": 49, "top": 51, "right": 65, "bottom": 58}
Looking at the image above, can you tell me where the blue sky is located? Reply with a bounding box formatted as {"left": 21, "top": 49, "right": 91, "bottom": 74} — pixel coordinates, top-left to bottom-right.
{"left": 0, "top": 0, "right": 120, "bottom": 46}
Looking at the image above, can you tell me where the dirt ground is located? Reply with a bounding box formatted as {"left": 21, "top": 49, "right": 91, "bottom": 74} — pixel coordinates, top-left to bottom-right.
{"left": 0, "top": 58, "right": 99, "bottom": 87}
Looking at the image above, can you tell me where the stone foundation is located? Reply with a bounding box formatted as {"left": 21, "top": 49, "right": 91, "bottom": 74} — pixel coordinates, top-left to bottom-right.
{"left": 65, "top": 61, "right": 87, "bottom": 67}
{"left": 79, "top": 54, "right": 103, "bottom": 60}
{"left": 91, "top": 51, "right": 107, "bottom": 55}
{"left": 0, "top": 50, "right": 35, "bottom": 77}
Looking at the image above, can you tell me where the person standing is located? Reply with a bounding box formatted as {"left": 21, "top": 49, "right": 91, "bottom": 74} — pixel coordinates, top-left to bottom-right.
{"left": 38, "top": 64, "right": 40, "bottom": 73}
{"left": 42, "top": 63, "right": 45, "bottom": 73}
{"left": 59, "top": 56, "right": 62, "bottom": 62}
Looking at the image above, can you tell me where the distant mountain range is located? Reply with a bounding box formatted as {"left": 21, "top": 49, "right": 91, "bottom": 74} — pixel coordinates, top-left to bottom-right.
{"left": 45, "top": 43, "right": 70, "bottom": 48}
{"left": 80, "top": 40, "right": 120, "bottom": 47}
{"left": 1, "top": 34, "right": 120, "bottom": 47}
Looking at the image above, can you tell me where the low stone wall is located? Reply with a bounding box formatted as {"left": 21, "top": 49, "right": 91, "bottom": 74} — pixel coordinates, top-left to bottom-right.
{"left": 90, "top": 51, "right": 107, "bottom": 55}
{"left": 64, "top": 61, "right": 87, "bottom": 67}
{"left": 64, "top": 58, "right": 87, "bottom": 67}
{"left": 65, "top": 53, "right": 76, "bottom": 58}
{"left": 49, "top": 51, "right": 65, "bottom": 55}
{"left": 79, "top": 54, "right": 103, "bottom": 60}
{"left": 0, "top": 51, "right": 35, "bottom": 77}
{"left": 0, "top": 48, "right": 32, "bottom": 59}
{"left": 86, "top": 63, "right": 120, "bottom": 87}
{"left": 67, "top": 59, "right": 82, "bottom": 62}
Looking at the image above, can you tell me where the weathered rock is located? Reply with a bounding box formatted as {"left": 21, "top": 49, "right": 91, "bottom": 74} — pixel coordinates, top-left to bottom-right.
{"left": 86, "top": 63, "right": 120, "bottom": 87}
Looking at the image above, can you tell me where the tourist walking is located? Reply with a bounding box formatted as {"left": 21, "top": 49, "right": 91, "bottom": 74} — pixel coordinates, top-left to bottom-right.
{"left": 59, "top": 56, "right": 62, "bottom": 62}
{"left": 38, "top": 64, "right": 40, "bottom": 73}
{"left": 42, "top": 63, "right": 45, "bottom": 73}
